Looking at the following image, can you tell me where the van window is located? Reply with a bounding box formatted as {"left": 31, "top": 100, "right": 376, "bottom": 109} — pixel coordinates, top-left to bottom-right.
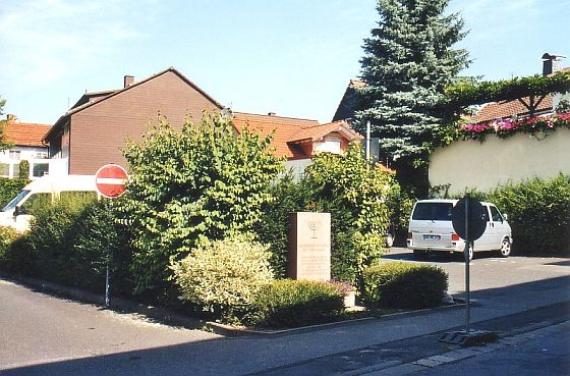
{"left": 490, "top": 206, "right": 503, "bottom": 222}
{"left": 20, "top": 193, "right": 51, "bottom": 213}
{"left": 412, "top": 202, "right": 453, "bottom": 221}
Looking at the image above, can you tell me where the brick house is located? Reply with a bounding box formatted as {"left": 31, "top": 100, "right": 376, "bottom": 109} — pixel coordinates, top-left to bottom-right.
{"left": 44, "top": 67, "right": 361, "bottom": 175}
{"left": 0, "top": 116, "right": 52, "bottom": 179}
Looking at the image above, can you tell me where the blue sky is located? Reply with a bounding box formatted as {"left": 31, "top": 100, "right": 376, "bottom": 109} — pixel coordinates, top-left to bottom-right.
{"left": 1, "top": 0, "right": 569, "bottom": 125}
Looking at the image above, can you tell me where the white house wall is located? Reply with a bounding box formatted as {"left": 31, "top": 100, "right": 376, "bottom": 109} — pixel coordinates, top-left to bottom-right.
{"left": 313, "top": 135, "right": 341, "bottom": 154}
{"left": 429, "top": 128, "right": 570, "bottom": 194}
{"left": 285, "top": 159, "right": 313, "bottom": 181}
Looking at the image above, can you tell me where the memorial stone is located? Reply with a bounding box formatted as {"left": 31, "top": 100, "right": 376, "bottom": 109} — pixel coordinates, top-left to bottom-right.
{"left": 287, "top": 212, "right": 331, "bottom": 281}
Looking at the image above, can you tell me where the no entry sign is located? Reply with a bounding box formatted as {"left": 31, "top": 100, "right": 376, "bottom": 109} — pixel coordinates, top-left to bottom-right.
{"left": 95, "top": 164, "right": 129, "bottom": 199}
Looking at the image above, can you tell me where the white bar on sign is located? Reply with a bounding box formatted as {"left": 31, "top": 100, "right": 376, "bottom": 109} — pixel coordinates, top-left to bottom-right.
{"left": 96, "top": 178, "right": 127, "bottom": 185}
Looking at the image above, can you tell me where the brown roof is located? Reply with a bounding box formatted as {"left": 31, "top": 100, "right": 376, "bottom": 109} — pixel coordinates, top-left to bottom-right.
{"left": 44, "top": 67, "right": 223, "bottom": 142}
{"left": 473, "top": 95, "right": 554, "bottom": 123}
{"left": 4, "top": 121, "right": 50, "bottom": 147}
{"left": 233, "top": 112, "right": 362, "bottom": 159}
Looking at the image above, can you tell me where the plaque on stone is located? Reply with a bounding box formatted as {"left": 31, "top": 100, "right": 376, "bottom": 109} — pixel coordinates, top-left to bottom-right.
{"left": 287, "top": 212, "right": 331, "bottom": 281}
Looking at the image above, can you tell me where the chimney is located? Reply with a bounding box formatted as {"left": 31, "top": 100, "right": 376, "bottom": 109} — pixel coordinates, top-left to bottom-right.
{"left": 267, "top": 112, "right": 276, "bottom": 116}
{"left": 123, "top": 75, "right": 135, "bottom": 88}
{"left": 542, "top": 53, "right": 566, "bottom": 76}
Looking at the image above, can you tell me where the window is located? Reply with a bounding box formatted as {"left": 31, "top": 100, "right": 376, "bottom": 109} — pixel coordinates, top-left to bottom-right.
{"left": 412, "top": 203, "right": 453, "bottom": 221}
{"left": 32, "top": 163, "right": 49, "bottom": 177}
{"left": 9, "top": 150, "right": 21, "bottom": 160}
{"left": 0, "top": 163, "right": 9, "bottom": 177}
{"left": 490, "top": 206, "right": 503, "bottom": 222}
{"left": 20, "top": 193, "right": 51, "bottom": 214}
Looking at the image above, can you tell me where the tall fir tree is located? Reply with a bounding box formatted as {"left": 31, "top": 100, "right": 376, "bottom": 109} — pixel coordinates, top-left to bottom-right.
{"left": 356, "top": 0, "right": 469, "bottom": 194}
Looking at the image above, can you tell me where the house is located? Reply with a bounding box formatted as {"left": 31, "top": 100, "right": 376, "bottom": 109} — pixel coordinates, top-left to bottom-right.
{"left": 233, "top": 112, "right": 361, "bottom": 178}
{"left": 44, "top": 67, "right": 362, "bottom": 176}
{"left": 429, "top": 54, "right": 570, "bottom": 194}
{"left": 0, "top": 116, "right": 54, "bottom": 179}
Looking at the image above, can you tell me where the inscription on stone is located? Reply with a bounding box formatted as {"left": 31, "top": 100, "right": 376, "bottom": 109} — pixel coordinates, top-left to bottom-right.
{"left": 287, "top": 212, "right": 331, "bottom": 281}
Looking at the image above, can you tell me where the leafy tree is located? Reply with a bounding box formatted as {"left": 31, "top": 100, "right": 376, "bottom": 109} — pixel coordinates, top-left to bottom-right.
{"left": 122, "top": 113, "right": 284, "bottom": 295}
{"left": 356, "top": 0, "right": 469, "bottom": 193}
{"left": 304, "top": 143, "right": 395, "bottom": 284}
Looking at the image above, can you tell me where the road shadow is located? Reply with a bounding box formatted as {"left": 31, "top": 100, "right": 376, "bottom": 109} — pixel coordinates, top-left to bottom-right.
{"left": 3, "top": 275, "right": 570, "bottom": 376}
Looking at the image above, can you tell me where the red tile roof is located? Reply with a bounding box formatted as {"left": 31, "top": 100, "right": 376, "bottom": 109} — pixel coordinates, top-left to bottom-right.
{"left": 473, "top": 95, "right": 554, "bottom": 123}
{"left": 4, "top": 121, "right": 50, "bottom": 147}
{"left": 232, "top": 112, "right": 362, "bottom": 159}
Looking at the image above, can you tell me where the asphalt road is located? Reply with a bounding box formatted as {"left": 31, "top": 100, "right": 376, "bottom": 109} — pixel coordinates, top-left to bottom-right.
{"left": 1, "top": 249, "right": 568, "bottom": 375}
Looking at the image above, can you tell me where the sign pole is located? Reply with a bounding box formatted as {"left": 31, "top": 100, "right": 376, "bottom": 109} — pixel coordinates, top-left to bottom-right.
{"left": 464, "top": 195, "right": 470, "bottom": 334}
{"left": 95, "top": 163, "right": 129, "bottom": 308}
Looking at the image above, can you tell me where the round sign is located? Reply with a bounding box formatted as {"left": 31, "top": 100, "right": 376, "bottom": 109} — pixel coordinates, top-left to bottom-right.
{"left": 451, "top": 197, "right": 487, "bottom": 242}
{"left": 95, "top": 164, "right": 129, "bottom": 199}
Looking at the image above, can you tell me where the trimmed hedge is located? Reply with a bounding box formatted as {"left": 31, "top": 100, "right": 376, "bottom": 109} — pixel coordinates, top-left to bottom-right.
{"left": 487, "top": 174, "right": 570, "bottom": 255}
{"left": 363, "top": 262, "right": 448, "bottom": 309}
{"left": 246, "top": 280, "right": 345, "bottom": 328}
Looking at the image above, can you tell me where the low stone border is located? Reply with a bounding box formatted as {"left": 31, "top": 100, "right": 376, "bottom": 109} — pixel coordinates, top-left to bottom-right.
{"left": 206, "top": 302, "right": 466, "bottom": 337}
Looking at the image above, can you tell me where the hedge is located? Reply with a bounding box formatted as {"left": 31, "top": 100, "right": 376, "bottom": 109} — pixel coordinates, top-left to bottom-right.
{"left": 363, "top": 262, "right": 448, "bottom": 309}
{"left": 245, "top": 280, "right": 345, "bottom": 328}
{"left": 0, "top": 178, "right": 27, "bottom": 208}
{"left": 487, "top": 174, "right": 570, "bottom": 255}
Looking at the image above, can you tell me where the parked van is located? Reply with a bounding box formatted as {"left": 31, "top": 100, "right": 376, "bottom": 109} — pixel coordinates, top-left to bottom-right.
{"left": 0, "top": 175, "right": 98, "bottom": 232}
{"left": 406, "top": 199, "right": 512, "bottom": 260}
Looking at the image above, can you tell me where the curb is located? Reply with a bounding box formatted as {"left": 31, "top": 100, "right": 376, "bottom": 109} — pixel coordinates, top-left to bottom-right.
{"left": 206, "top": 302, "right": 466, "bottom": 337}
{"left": 0, "top": 273, "right": 204, "bottom": 330}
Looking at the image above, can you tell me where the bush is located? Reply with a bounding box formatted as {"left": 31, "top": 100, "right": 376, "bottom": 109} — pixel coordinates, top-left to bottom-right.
{"left": 123, "top": 113, "right": 284, "bottom": 295}
{"left": 0, "top": 226, "right": 19, "bottom": 265}
{"left": 0, "top": 178, "right": 27, "bottom": 208}
{"left": 304, "top": 143, "right": 396, "bottom": 284}
{"left": 246, "top": 280, "right": 345, "bottom": 328}
{"left": 18, "top": 160, "right": 29, "bottom": 180}
{"left": 487, "top": 174, "right": 570, "bottom": 255}
{"left": 363, "top": 262, "right": 448, "bottom": 309}
{"left": 171, "top": 236, "right": 274, "bottom": 322}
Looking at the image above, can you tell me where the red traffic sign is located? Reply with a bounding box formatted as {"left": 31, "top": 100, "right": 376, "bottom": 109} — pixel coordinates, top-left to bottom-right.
{"left": 95, "top": 164, "right": 129, "bottom": 199}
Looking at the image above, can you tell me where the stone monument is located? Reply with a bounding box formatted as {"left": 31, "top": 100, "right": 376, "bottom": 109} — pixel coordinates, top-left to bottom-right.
{"left": 287, "top": 212, "right": 331, "bottom": 281}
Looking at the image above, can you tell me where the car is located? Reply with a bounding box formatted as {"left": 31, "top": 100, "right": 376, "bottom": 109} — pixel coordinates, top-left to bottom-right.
{"left": 406, "top": 199, "right": 513, "bottom": 260}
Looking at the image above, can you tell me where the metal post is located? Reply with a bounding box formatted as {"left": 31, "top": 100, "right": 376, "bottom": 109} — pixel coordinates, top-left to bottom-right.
{"left": 366, "top": 121, "right": 371, "bottom": 160}
{"left": 464, "top": 196, "right": 470, "bottom": 334}
{"left": 105, "top": 259, "right": 110, "bottom": 307}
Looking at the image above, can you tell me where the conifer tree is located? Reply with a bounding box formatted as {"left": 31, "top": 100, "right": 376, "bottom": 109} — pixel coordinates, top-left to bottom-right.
{"left": 356, "top": 0, "right": 469, "bottom": 192}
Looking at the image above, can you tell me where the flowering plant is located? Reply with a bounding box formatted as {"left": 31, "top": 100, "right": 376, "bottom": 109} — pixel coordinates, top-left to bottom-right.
{"left": 461, "top": 109, "right": 570, "bottom": 141}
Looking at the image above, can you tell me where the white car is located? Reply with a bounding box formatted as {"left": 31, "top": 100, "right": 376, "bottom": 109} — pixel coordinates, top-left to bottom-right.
{"left": 406, "top": 199, "right": 513, "bottom": 260}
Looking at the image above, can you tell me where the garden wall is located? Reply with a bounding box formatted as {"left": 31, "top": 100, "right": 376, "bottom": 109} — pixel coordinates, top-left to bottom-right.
{"left": 429, "top": 128, "right": 570, "bottom": 194}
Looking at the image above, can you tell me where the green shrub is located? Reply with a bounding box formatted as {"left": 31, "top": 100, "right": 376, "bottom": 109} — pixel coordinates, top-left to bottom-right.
{"left": 246, "top": 280, "right": 345, "bottom": 328}
{"left": 123, "top": 113, "right": 284, "bottom": 295}
{"left": 72, "top": 199, "right": 134, "bottom": 295}
{"left": 363, "top": 262, "right": 448, "bottom": 309}
{"left": 487, "top": 174, "right": 570, "bottom": 255}
{"left": 171, "top": 236, "right": 274, "bottom": 321}
{"left": 0, "top": 178, "right": 27, "bottom": 208}
{"left": 304, "top": 144, "right": 395, "bottom": 284}
{"left": 18, "top": 160, "right": 29, "bottom": 180}
{"left": 0, "top": 226, "right": 19, "bottom": 265}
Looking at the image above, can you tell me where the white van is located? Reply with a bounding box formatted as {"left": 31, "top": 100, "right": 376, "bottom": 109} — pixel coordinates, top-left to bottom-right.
{"left": 406, "top": 199, "right": 512, "bottom": 260}
{"left": 0, "top": 175, "right": 98, "bottom": 232}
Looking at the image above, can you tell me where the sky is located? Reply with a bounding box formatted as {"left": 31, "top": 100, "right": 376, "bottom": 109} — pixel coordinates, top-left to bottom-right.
{"left": 0, "top": 0, "right": 569, "bottom": 125}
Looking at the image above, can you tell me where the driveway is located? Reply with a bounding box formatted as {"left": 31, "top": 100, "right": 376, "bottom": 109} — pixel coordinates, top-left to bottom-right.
{"left": 384, "top": 247, "right": 570, "bottom": 295}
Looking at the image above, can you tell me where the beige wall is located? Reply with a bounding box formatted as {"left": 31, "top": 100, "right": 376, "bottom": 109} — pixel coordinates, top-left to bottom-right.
{"left": 429, "top": 128, "right": 570, "bottom": 194}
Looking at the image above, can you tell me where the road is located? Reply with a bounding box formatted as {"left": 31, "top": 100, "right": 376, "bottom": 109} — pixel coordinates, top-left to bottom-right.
{"left": 1, "top": 249, "right": 568, "bottom": 375}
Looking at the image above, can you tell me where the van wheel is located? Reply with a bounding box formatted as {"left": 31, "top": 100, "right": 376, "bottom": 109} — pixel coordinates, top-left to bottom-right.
{"left": 499, "top": 238, "right": 511, "bottom": 257}
{"left": 413, "top": 250, "right": 427, "bottom": 259}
